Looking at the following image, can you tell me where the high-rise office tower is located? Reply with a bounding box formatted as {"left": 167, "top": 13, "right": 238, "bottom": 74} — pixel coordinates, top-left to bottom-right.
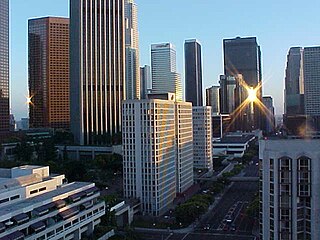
{"left": 262, "top": 96, "right": 275, "bottom": 134}
{"left": 283, "top": 47, "right": 306, "bottom": 135}
{"left": 125, "top": 0, "right": 140, "bottom": 100}
{"left": 0, "top": 0, "right": 9, "bottom": 133}
{"left": 151, "top": 43, "right": 182, "bottom": 101}
{"left": 304, "top": 47, "right": 320, "bottom": 117}
{"left": 123, "top": 93, "right": 193, "bottom": 216}
{"left": 206, "top": 86, "right": 220, "bottom": 114}
{"left": 192, "top": 106, "right": 213, "bottom": 171}
{"left": 185, "top": 39, "right": 203, "bottom": 106}
{"left": 28, "top": 17, "right": 70, "bottom": 130}
{"left": 70, "top": 0, "right": 125, "bottom": 145}
{"left": 219, "top": 75, "right": 236, "bottom": 114}
{"left": 140, "top": 65, "right": 151, "bottom": 99}
{"left": 223, "top": 37, "right": 262, "bottom": 129}
{"left": 260, "top": 139, "right": 320, "bottom": 240}
{"left": 284, "top": 47, "right": 305, "bottom": 115}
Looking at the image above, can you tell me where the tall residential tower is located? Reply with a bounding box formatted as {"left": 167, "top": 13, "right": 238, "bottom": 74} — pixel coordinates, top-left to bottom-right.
{"left": 70, "top": 0, "right": 126, "bottom": 145}
{"left": 0, "top": 0, "right": 9, "bottom": 133}
{"left": 125, "top": 0, "right": 140, "bottom": 100}
{"left": 185, "top": 39, "right": 203, "bottom": 106}
{"left": 28, "top": 17, "right": 70, "bottom": 130}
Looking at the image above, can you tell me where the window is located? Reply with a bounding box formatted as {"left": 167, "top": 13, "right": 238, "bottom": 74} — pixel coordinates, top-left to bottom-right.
{"left": 30, "top": 189, "right": 38, "bottom": 195}
{"left": 10, "top": 195, "right": 20, "bottom": 201}
{"left": 0, "top": 198, "right": 9, "bottom": 204}
{"left": 39, "top": 187, "right": 46, "bottom": 192}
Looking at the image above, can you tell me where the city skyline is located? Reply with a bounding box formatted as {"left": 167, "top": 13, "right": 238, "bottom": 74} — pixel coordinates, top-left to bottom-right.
{"left": 8, "top": 0, "right": 320, "bottom": 119}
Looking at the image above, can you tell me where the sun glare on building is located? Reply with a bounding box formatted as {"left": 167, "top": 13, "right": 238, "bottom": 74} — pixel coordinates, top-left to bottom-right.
{"left": 247, "top": 87, "right": 257, "bottom": 102}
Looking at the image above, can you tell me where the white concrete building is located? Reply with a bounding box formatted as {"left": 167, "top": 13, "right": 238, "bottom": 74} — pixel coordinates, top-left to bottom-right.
{"left": 125, "top": 0, "right": 140, "bottom": 100}
{"left": 0, "top": 165, "right": 105, "bottom": 240}
{"left": 122, "top": 93, "right": 193, "bottom": 216}
{"left": 151, "top": 43, "right": 182, "bottom": 101}
{"left": 212, "top": 134, "right": 255, "bottom": 157}
{"left": 260, "top": 139, "right": 320, "bottom": 240}
{"left": 192, "top": 107, "right": 213, "bottom": 171}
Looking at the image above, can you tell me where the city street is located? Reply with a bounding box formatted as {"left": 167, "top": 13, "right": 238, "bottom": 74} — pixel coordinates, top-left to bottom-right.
{"left": 137, "top": 159, "right": 259, "bottom": 240}
{"left": 196, "top": 159, "right": 259, "bottom": 235}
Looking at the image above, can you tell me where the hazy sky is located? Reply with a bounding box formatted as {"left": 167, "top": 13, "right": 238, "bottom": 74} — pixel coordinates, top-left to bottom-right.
{"left": 9, "top": 0, "right": 320, "bottom": 120}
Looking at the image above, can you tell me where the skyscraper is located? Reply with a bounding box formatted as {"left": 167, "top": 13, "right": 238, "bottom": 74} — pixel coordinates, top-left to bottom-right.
{"left": 223, "top": 36, "right": 262, "bottom": 129}
{"left": 262, "top": 96, "right": 275, "bottom": 134}
{"left": 151, "top": 43, "right": 182, "bottom": 101}
{"left": 284, "top": 47, "right": 305, "bottom": 115}
{"left": 122, "top": 93, "right": 193, "bottom": 216}
{"left": 206, "top": 86, "right": 220, "bottom": 114}
{"left": 125, "top": 0, "right": 140, "bottom": 100}
{"left": 28, "top": 17, "right": 70, "bottom": 130}
{"left": 140, "top": 65, "right": 151, "bottom": 99}
{"left": 70, "top": 0, "right": 125, "bottom": 145}
{"left": 0, "top": 0, "right": 9, "bottom": 133}
{"left": 185, "top": 39, "right": 203, "bottom": 106}
{"left": 304, "top": 47, "right": 320, "bottom": 117}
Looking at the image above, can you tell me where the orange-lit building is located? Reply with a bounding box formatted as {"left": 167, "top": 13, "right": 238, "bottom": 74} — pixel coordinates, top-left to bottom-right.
{"left": 28, "top": 17, "right": 70, "bottom": 129}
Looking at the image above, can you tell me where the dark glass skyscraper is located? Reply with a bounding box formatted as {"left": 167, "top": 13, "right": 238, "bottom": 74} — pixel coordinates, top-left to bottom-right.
{"left": 185, "top": 39, "right": 203, "bottom": 106}
{"left": 0, "top": 0, "right": 9, "bottom": 133}
{"left": 223, "top": 36, "right": 262, "bottom": 130}
{"left": 224, "top": 37, "right": 262, "bottom": 88}
{"left": 284, "top": 47, "right": 305, "bottom": 115}
{"left": 70, "top": 0, "right": 125, "bottom": 145}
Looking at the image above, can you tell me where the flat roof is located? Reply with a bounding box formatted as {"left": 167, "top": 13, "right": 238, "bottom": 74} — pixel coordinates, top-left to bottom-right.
{"left": 0, "top": 182, "right": 94, "bottom": 221}
{"left": 214, "top": 135, "right": 255, "bottom": 144}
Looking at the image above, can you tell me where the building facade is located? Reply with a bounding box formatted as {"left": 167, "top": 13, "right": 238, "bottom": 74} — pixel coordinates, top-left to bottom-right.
{"left": 192, "top": 106, "right": 213, "bottom": 171}
{"left": 122, "top": 94, "right": 193, "bottom": 216}
{"left": 28, "top": 17, "right": 70, "bottom": 130}
{"left": 223, "top": 37, "right": 262, "bottom": 130}
{"left": 206, "top": 86, "right": 220, "bottom": 114}
{"left": 125, "top": 0, "right": 140, "bottom": 100}
{"left": 304, "top": 47, "right": 320, "bottom": 117}
{"left": 185, "top": 39, "right": 203, "bottom": 106}
{"left": 151, "top": 43, "right": 182, "bottom": 101}
{"left": 260, "top": 139, "right": 320, "bottom": 240}
{"left": 140, "top": 65, "right": 151, "bottom": 99}
{"left": 70, "top": 0, "right": 125, "bottom": 145}
{"left": 0, "top": 165, "right": 105, "bottom": 240}
{"left": 262, "top": 96, "right": 275, "bottom": 134}
{"left": 0, "top": 0, "right": 9, "bottom": 133}
{"left": 284, "top": 47, "right": 305, "bottom": 115}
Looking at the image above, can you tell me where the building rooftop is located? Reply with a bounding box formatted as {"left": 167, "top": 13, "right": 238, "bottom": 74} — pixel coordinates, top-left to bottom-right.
{"left": 214, "top": 135, "right": 255, "bottom": 144}
{"left": 0, "top": 181, "right": 94, "bottom": 221}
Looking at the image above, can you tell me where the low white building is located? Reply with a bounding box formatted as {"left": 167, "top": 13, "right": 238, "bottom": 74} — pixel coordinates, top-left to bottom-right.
{"left": 212, "top": 134, "right": 255, "bottom": 157}
{"left": 0, "top": 165, "right": 105, "bottom": 240}
{"left": 260, "top": 139, "right": 320, "bottom": 240}
{"left": 192, "top": 106, "right": 213, "bottom": 171}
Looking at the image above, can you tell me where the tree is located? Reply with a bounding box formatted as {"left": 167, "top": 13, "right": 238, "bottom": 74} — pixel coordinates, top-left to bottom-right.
{"left": 14, "top": 140, "right": 33, "bottom": 162}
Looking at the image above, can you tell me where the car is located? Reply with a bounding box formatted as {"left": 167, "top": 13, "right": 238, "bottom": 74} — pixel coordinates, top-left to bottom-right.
{"left": 223, "top": 225, "right": 229, "bottom": 231}
{"left": 230, "top": 223, "right": 236, "bottom": 231}
{"left": 203, "top": 224, "right": 210, "bottom": 230}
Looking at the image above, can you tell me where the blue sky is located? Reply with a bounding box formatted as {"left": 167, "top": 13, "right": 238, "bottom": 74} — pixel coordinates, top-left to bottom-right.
{"left": 10, "top": 0, "right": 320, "bottom": 119}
